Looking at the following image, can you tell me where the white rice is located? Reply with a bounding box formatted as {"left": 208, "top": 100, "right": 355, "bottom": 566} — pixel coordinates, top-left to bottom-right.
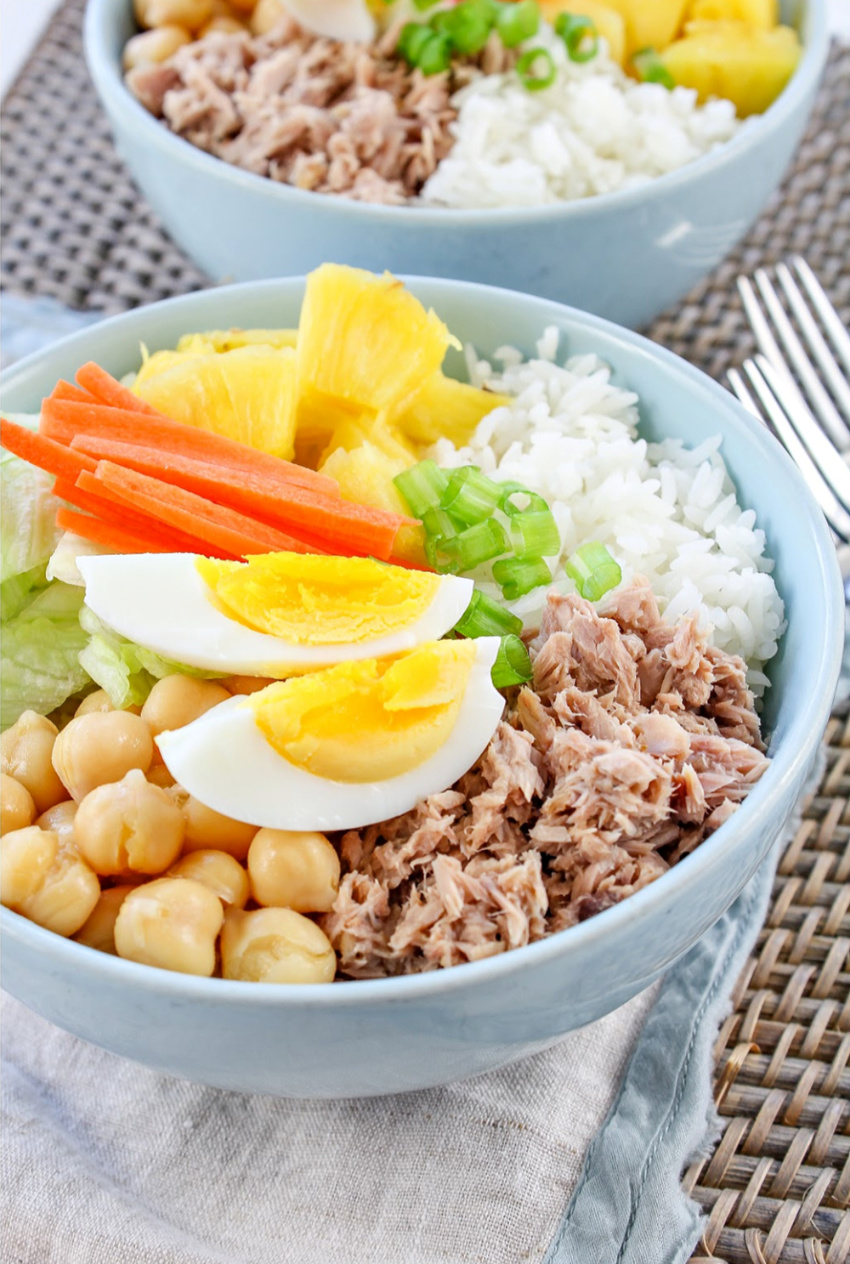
{"left": 420, "top": 25, "right": 741, "bottom": 209}
{"left": 430, "top": 329, "right": 785, "bottom": 694}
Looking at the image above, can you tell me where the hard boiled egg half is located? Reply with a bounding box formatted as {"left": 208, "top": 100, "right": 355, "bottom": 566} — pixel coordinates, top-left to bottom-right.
{"left": 157, "top": 638, "right": 505, "bottom": 830}
{"left": 77, "top": 552, "right": 474, "bottom": 676}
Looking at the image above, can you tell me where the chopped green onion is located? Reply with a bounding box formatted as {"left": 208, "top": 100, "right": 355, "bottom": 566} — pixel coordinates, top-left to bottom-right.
{"left": 441, "top": 465, "right": 502, "bottom": 526}
{"left": 632, "top": 47, "right": 675, "bottom": 89}
{"left": 492, "top": 554, "right": 552, "bottom": 600}
{"left": 443, "top": 518, "right": 510, "bottom": 571}
{"left": 515, "top": 46, "right": 556, "bottom": 91}
{"left": 397, "top": 21, "right": 435, "bottom": 66}
{"left": 510, "top": 509, "right": 560, "bottom": 559}
{"left": 491, "top": 634, "right": 533, "bottom": 689}
{"left": 412, "top": 0, "right": 441, "bottom": 9}
{"left": 565, "top": 541, "right": 622, "bottom": 601}
{"left": 454, "top": 589, "right": 524, "bottom": 638}
{"left": 495, "top": 0, "right": 540, "bottom": 48}
{"left": 418, "top": 30, "right": 453, "bottom": 74}
{"left": 441, "top": 0, "right": 495, "bottom": 54}
{"left": 498, "top": 481, "right": 548, "bottom": 516}
{"left": 421, "top": 507, "right": 459, "bottom": 542}
{"left": 393, "top": 460, "right": 449, "bottom": 517}
{"left": 554, "top": 12, "right": 599, "bottom": 62}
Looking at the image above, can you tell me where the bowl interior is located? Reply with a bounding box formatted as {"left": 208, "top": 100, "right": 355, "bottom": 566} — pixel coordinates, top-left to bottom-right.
{"left": 2, "top": 274, "right": 842, "bottom": 757}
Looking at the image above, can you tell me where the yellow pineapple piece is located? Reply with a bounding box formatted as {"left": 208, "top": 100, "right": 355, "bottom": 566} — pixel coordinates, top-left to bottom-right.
{"left": 176, "top": 328, "right": 299, "bottom": 352}
{"left": 539, "top": 0, "right": 627, "bottom": 65}
{"left": 322, "top": 416, "right": 417, "bottom": 466}
{"left": 296, "top": 265, "right": 457, "bottom": 428}
{"left": 391, "top": 372, "right": 511, "bottom": 447}
{"left": 662, "top": 21, "right": 800, "bottom": 115}
{"left": 684, "top": 0, "right": 776, "bottom": 28}
{"left": 134, "top": 345, "right": 298, "bottom": 458}
{"left": 319, "top": 442, "right": 426, "bottom": 565}
{"left": 603, "top": 0, "right": 689, "bottom": 54}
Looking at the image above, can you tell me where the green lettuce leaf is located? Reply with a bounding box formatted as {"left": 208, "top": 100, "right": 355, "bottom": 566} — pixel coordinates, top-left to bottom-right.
{"left": 78, "top": 606, "right": 224, "bottom": 710}
{"left": 1, "top": 582, "right": 90, "bottom": 729}
{"left": 0, "top": 427, "right": 60, "bottom": 585}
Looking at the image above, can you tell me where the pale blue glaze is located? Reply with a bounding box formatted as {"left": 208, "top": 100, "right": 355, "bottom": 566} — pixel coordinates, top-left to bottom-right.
{"left": 0, "top": 278, "right": 843, "bottom": 1097}
{"left": 83, "top": 0, "right": 828, "bottom": 329}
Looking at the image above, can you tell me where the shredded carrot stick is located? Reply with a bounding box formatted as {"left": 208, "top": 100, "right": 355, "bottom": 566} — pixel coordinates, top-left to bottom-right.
{"left": 79, "top": 464, "right": 324, "bottom": 559}
{"left": 74, "top": 362, "right": 163, "bottom": 416}
{"left": 52, "top": 477, "right": 231, "bottom": 557}
{"left": 68, "top": 434, "right": 409, "bottom": 558}
{"left": 55, "top": 507, "right": 179, "bottom": 555}
{"left": 41, "top": 397, "right": 339, "bottom": 497}
{"left": 49, "top": 380, "right": 98, "bottom": 405}
{"left": 0, "top": 417, "right": 98, "bottom": 483}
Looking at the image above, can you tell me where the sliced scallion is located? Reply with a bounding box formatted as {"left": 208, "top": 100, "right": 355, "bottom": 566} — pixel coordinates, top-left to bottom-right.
{"left": 421, "top": 507, "right": 459, "bottom": 542}
{"left": 515, "top": 46, "right": 556, "bottom": 91}
{"left": 510, "top": 509, "right": 560, "bottom": 559}
{"left": 454, "top": 589, "right": 524, "bottom": 638}
{"left": 565, "top": 541, "right": 622, "bottom": 601}
{"left": 418, "top": 30, "right": 453, "bottom": 74}
{"left": 492, "top": 554, "right": 552, "bottom": 600}
{"left": 554, "top": 12, "right": 599, "bottom": 62}
{"left": 393, "top": 460, "right": 449, "bottom": 518}
{"left": 397, "top": 21, "right": 434, "bottom": 66}
{"left": 491, "top": 634, "right": 533, "bottom": 689}
{"left": 495, "top": 0, "right": 540, "bottom": 48}
{"left": 441, "top": 465, "right": 502, "bottom": 526}
{"left": 632, "top": 47, "right": 675, "bottom": 89}
{"left": 443, "top": 518, "right": 510, "bottom": 571}
{"left": 442, "top": 0, "right": 494, "bottom": 54}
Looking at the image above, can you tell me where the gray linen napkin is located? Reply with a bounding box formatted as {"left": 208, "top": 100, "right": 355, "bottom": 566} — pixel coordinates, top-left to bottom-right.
{"left": 0, "top": 296, "right": 819, "bottom": 1263}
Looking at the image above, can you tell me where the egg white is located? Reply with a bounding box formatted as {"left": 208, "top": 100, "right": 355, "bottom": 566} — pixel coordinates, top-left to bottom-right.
{"left": 77, "top": 553, "right": 475, "bottom": 675}
{"left": 282, "top": 0, "right": 376, "bottom": 42}
{"left": 157, "top": 637, "right": 505, "bottom": 831}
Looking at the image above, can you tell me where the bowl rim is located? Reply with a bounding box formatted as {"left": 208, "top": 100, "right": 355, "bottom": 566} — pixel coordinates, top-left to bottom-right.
{"left": 83, "top": 0, "right": 830, "bottom": 228}
{"left": 1, "top": 272, "right": 844, "bottom": 1007}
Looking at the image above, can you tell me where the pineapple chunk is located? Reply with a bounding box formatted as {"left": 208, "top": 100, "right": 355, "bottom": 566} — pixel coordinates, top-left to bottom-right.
{"left": 319, "top": 442, "right": 426, "bottom": 565}
{"left": 296, "top": 265, "right": 457, "bottom": 423}
{"left": 685, "top": 0, "right": 777, "bottom": 28}
{"left": 392, "top": 372, "right": 511, "bottom": 447}
{"left": 603, "top": 0, "right": 689, "bottom": 54}
{"left": 134, "top": 345, "right": 298, "bottom": 458}
{"left": 176, "top": 328, "right": 299, "bottom": 352}
{"left": 539, "top": 0, "right": 627, "bottom": 65}
{"left": 322, "top": 416, "right": 417, "bottom": 466}
{"left": 662, "top": 22, "right": 801, "bottom": 116}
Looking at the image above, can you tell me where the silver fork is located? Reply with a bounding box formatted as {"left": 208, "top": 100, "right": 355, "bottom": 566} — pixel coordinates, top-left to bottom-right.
{"left": 727, "top": 257, "right": 850, "bottom": 578}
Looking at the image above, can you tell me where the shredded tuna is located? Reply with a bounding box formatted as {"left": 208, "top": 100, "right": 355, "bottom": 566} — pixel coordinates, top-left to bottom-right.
{"left": 125, "top": 17, "right": 511, "bottom": 203}
{"left": 320, "top": 581, "right": 770, "bottom": 977}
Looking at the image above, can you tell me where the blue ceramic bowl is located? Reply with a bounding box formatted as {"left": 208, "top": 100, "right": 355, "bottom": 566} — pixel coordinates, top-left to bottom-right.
{"left": 83, "top": 0, "right": 829, "bottom": 329}
{"left": 0, "top": 277, "right": 843, "bottom": 1098}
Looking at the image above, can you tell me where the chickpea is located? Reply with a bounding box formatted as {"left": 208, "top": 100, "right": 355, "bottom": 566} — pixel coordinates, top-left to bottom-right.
{"left": 115, "top": 877, "right": 224, "bottom": 975}
{"left": 182, "top": 795, "right": 257, "bottom": 860}
{"left": 134, "top": 0, "right": 214, "bottom": 32}
{"left": 221, "top": 675, "right": 276, "bottom": 696}
{"left": 36, "top": 799, "right": 77, "bottom": 844}
{"left": 1, "top": 773, "right": 36, "bottom": 835}
{"left": 248, "top": 829, "right": 340, "bottom": 913}
{"left": 74, "top": 769, "right": 185, "bottom": 876}
{"left": 198, "top": 14, "right": 246, "bottom": 34}
{"left": 250, "top": 0, "right": 287, "bottom": 36}
{"left": 2, "top": 826, "right": 100, "bottom": 937}
{"left": 225, "top": 0, "right": 256, "bottom": 14}
{"left": 1, "top": 711, "right": 66, "bottom": 813}
{"left": 74, "top": 885, "right": 135, "bottom": 953}
{"left": 123, "top": 25, "right": 192, "bottom": 69}
{"left": 141, "top": 676, "right": 230, "bottom": 762}
{"left": 52, "top": 711, "right": 153, "bottom": 802}
{"left": 169, "top": 849, "right": 249, "bottom": 908}
{"left": 221, "top": 906, "right": 336, "bottom": 983}
{"left": 75, "top": 690, "right": 114, "bottom": 717}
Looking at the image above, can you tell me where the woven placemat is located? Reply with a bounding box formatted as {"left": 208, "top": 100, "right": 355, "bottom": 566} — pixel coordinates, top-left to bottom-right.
{"left": 1, "top": 6, "right": 849, "bottom": 1262}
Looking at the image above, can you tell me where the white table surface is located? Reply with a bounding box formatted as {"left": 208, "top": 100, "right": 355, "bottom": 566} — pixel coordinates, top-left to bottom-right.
{"left": 2, "top": 0, "right": 849, "bottom": 100}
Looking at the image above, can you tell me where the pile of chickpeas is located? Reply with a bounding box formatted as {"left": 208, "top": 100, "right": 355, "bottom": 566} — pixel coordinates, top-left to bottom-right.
{"left": 0, "top": 673, "right": 340, "bottom": 984}
{"left": 124, "top": 0, "right": 292, "bottom": 71}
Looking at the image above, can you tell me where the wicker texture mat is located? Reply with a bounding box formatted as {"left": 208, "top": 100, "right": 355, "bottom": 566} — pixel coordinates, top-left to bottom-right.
{"left": 1, "top": 5, "right": 849, "bottom": 1261}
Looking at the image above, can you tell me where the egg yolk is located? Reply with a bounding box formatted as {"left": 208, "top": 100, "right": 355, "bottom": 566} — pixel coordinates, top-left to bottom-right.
{"left": 246, "top": 640, "right": 477, "bottom": 782}
{"left": 196, "top": 553, "right": 440, "bottom": 645}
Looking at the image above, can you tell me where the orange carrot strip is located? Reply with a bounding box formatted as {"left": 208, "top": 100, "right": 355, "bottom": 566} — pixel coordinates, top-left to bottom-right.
{"left": 80, "top": 464, "right": 324, "bottom": 559}
{"left": 68, "top": 435, "right": 408, "bottom": 558}
{"left": 55, "top": 507, "right": 177, "bottom": 555}
{"left": 0, "top": 417, "right": 98, "bottom": 483}
{"left": 53, "top": 477, "right": 232, "bottom": 558}
{"left": 74, "top": 362, "right": 163, "bottom": 416}
{"left": 41, "top": 397, "right": 339, "bottom": 497}
{"left": 49, "top": 380, "right": 98, "bottom": 405}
